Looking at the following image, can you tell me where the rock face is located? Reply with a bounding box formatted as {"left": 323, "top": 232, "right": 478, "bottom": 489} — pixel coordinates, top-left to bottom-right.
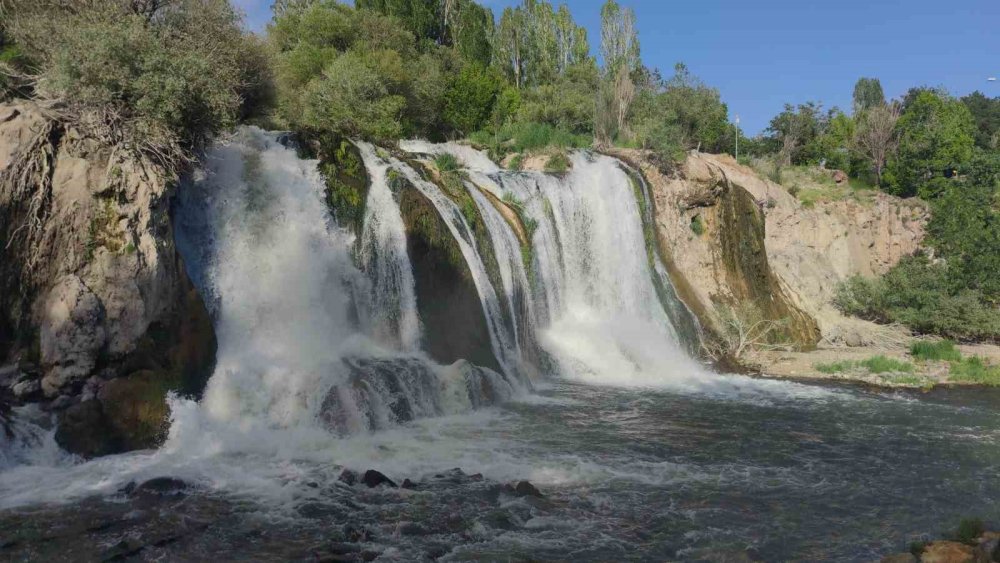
{"left": 0, "top": 100, "right": 216, "bottom": 456}
{"left": 618, "top": 150, "right": 926, "bottom": 349}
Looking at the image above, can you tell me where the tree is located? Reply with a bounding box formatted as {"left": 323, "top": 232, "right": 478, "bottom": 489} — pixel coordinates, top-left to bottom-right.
{"left": 443, "top": 63, "right": 502, "bottom": 135}
{"left": 494, "top": 6, "right": 526, "bottom": 88}
{"left": 766, "top": 102, "right": 823, "bottom": 165}
{"left": 852, "top": 77, "right": 885, "bottom": 114}
{"left": 961, "top": 91, "right": 1000, "bottom": 149}
{"left": 493, "top": 1, "right": 590, "bottom": 89}
{"left": 885, "top": 90, "right": 975, "bottom": 197}
{"left": 852, "top": 103, "right": 900, "bottom": 186}
{"left": 597, "top": 0, "right": 640, "bottom": 144}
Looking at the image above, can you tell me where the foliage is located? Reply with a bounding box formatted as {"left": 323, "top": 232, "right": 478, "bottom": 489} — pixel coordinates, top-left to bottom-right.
{"left": 884, "top": 89, "right": 976, "bottom": 197}
{"left": 813, "top": 356, "right": 914, "bottom": 374}
{"left": 910, "top": 340, "right": 962, "bottom": 362}
{"left": 852, "top": 77, "right": 885, "bottom": 114}
{"left": 952, "top": 518, "right": 986, "bottom": 544}
{"left": 494, "top": 0, "right": 591, "bottom": 89}
{"left": 949, "top": 357, "right": 1000, "bottom": 386}
{"left": 434, "top": 153, "right": 460, "bottom": 172}
{"left": 689, "top": 214, "right": 705, "bottom": 236}
{"left": 443, "top": 63, "right": 503, "bottom": 136}
{"left": 544, "top": 151, "right": 570, "bottom": 173}
{"left": 516, "top": 62, "right": 599, "bottom": 135}
{"left": 961, "top": 91, "right": 1000, "bottom": 149}
{"left": 925, "top": 149, "right": 1000, "bottom": 302}
{"left": 595, "top": 0, "right": 640, "bottom": 146}
{"left": 628, "top": 63, "right": 730, "bottom": 161}
{"left": 471, "top": 120, "right": 589, "bottom": 157}
{"left": 833, "top": 256, "right": 1000, "bottom": 342}
{"left": 1, "top": 0, "right": 270, "bottom": 155}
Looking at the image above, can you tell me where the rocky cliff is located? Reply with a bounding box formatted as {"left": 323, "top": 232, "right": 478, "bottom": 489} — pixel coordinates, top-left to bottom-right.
{"left": 620, "top": 150, "right": 926, "bottom": 350}
{"left": 0, "top": 100, "right": 216, "bottom": 457}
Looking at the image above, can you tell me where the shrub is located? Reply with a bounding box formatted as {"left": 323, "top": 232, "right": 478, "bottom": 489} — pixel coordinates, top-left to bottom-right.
{"left": 952, "top": 518, "right": 985, "bottom": 545}
{"left": 910, "top": 340, "right": 962, "bottom": 362}
{"left": 690, "top": 214, "right": 705, "bottom": 236}
{"left": 833, "top": 256, "right": 1000, "bottom": 342}
{"left": 2, "top": 0, "right": 270, "bottom": 154}
{"left": 545, "top": 152, "right": 571, "bottom": 174}
{"left": 435, "top": 153, "right": 460, "bottom": 173}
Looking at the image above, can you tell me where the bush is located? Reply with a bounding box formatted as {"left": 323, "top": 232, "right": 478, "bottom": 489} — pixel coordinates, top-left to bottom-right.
{"left": 952, "top": 518, "right": 985, "bottom": 544}
{"left": 434, "top": 153, "right": 460, "bottom": 172}
{"left": 833, "top": 256, "right": 1000, "bottom": 342}
{"left": 3, "top": 0, "right": 270, "bottom": 152}
{"left": 545, "top": 152, "right": 571, "bottom": 174}
{"left": 690, "top": 215, "right": 705, "bottom": 236}
{"left": 910, "top": 340, "right": 962, "bottom": 362}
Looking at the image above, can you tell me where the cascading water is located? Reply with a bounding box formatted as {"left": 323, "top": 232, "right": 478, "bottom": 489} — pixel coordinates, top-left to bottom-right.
{"left": 404, "top": 144, "right": 707, "bottom": 388}
{"left": 172, "top": 128, "right": 513, "bottom": 436}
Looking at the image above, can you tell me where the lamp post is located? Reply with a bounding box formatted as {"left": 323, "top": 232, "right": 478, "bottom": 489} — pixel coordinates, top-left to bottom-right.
{"left": 734, "top": 115, "right": 740, "bottom": 162}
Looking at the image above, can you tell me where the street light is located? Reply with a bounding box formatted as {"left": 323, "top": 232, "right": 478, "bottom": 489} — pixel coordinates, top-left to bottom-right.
{"left": 734, "top": 115, "right": 740, "bottom": 162}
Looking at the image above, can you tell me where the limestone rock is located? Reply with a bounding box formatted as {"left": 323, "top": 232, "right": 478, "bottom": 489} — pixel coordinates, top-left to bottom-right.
{"left": 39, "top": 275, "right": 107, "bottom": 397}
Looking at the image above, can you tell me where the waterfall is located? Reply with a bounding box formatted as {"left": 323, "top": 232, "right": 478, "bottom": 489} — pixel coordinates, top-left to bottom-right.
{"left": 386, "top": 157, "right": 523, "bottom": 376}
{"left": 403, "top": 144, "right": 706, "bottom": 388}
{"left": 173, "top": 128, "right": 513, "bottom": 436}
{"left": 354, "top": 141, "right": 421, "bottom": 351}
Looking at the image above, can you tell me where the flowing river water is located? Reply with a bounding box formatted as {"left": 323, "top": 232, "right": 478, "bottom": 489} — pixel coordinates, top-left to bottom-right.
{"left": 1, "top": 129, "right": 998, "bottom": 561}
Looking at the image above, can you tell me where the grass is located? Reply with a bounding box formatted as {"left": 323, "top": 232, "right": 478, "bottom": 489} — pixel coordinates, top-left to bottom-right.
{"left": 910, "top": 340, "right": 962, "bottom": 362}
{"left": 815, "top": 360, "right": 856, "bottom": 374}
{"left": 545, "top": 152, "right": 571, "bottom": 174}
{"left": 470, "top": 121, "right": 590, "bottom": 159}
{"left": 814, "top": 355, "right": 913, "bottom": 374}
{"left": 948, "top": 356, "right": 1000, "bottom": 386}
{"left": 859, "top": 355, "right": 914, "bottom": 374}
{"left": 434, "top": 153, "right": 460, "bottom": 173}
{"left": 508, "top": 153, "right": 524, "bottom": 171}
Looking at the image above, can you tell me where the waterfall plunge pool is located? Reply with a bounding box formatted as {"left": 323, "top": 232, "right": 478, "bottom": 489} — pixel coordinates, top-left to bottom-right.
{"left": 2, "top": 378, "right": 1000, "bottom": 561}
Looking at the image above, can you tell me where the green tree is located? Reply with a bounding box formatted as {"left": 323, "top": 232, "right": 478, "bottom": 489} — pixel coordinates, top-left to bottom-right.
{"left": 852, "top": 77, "right": 885, "bottom": 114}
{"left": 597, "top": 0, "right": 640, "bottom": 144}
{"left": 885, "top": 90, "right": 975, "bottom": 197}
{"left": 443, "top": 63, "right": 502, "bottom": 135}
{"left": 961, "top": 91, "right": 1000, "bottom": 149}
{"left": 2, "top": 0, "right": 270, "bottom": 153}
{"left": 493, "top": 1, "right": 590, "bottom": 89}
{"left": 766, "top": 102, "right": 823, "bottom": 165}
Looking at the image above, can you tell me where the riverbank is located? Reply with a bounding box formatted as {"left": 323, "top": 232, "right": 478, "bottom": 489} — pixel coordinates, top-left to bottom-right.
{"left": 755, "top": 342, "right": 1000, "bottom": 389}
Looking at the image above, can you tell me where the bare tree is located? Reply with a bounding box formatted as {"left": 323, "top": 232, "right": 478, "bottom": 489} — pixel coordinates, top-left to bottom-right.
{"left": 705, "top": 303, "right": 789, "bottom": 363}
{"left": 853, "top": 103, "right": 900, "bottom": 187}
{"left": 599, "top": 0, "right": 639, "bottom": 138}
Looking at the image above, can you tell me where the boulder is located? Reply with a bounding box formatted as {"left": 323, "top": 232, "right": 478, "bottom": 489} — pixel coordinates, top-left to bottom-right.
{"left": 132, "top": 477, "right": 190, "bottom": 497}
{"left": 54, "top": 400, "right": 122, "bottom": 458}
{"left": 39, "top": 275, "right": 107, "bottom": 397}
{"left": 338, "top": 469, "right": 359, "bottom": 486}
{"left": 361, "top": 469, "right": 397, "bottom": 488}
{"left": 514, "top": 480, "right": 543, "bottom": 498}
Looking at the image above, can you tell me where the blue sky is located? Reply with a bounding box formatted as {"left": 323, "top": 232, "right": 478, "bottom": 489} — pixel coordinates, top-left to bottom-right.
{"left": 235, "top": 0, "right": 1000, "bottom": 135}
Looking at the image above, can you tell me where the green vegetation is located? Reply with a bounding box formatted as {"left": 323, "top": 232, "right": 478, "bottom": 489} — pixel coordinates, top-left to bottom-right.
{"left": 1, "top": 0, "right": 271, "bottom": 160}
{"left": 689, "top": 215, "right": 705, "bottom": 236}
{"left": 545, "top": 152, "right": 571, "bottom": 174}
{"left": 949, "top": 357, "right": 1000, "bottom": 386}
{"left": 952, "top": 518, "right": 986, "bottom": 545}
{"left": 813, "top": 356, "right": 914, "bottom": 374}
{"left": 910, "top": 340, "right": 962, "bottom": 362}
{"left": 435, "top": 153, "right": 460, "bottom": 173}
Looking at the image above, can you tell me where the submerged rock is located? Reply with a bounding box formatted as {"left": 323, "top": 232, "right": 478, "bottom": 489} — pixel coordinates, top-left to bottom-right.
{"left": 361, "top": 470, "right": 397, "bottom": 489}
{"left": 514, "top": 480, "right": 543, "bottom": 498}
{"left": 132, "top": 477, "right": 190, "bottom": 497}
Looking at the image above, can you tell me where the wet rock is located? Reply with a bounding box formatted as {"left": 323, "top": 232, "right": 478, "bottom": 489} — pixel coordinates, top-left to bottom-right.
{"left": 39, "top": 275, "right": 107, "bottom": 397}
{"left": 977, "top": 536, "right": 1000, "bottom": 561}
{"left": 54, "top": 400, "right": 122, "bottom": 458}
{"left": 343, "top": 524, "right": 374, "bottom": 543}
{"left": 398, "top": 522, "right": 428, "bottom": 537}
{"left": 360, "top": 550, "right": 380, "bottom": 561}
{"left": 338, "top": 469, "right": 358, "bottom": 486}
{"left": 425, "top": 545, "right": 449, "bottom": 560}
{"left": 132, "top": 477, "right": 189, "bottom": 497}
{"left": 514, "top": 480, "right": 543, "bottom": 498}
{"left": 879, "top": 553, "right": 916, "bottom": 563}
{"left": 11, "top": 377, "right": 40, "bottom": 400}
{"left": 48, "top": 394, "right": 74, "bottom": 411}
{"left": 920, "top": 541, "right": 975, "bottom": 563}
{"left": 361, "top": 469, "right": 397, "bottom": 488}
{"left": 401, "top": 478, "right": 418, "bottom": 490}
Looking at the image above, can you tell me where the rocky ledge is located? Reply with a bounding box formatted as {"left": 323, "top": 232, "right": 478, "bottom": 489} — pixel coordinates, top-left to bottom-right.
{"left": 0, "top": 100, "right": 216, "bottom": 457}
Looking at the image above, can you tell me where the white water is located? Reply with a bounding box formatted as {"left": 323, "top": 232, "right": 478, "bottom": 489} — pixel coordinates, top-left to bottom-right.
{"left": 0, "top": 129, "right": 850, "bottom": 514}
{"left": 415, "top": 146, "right": 705, "bottom": 389}
{"left": 354, "top": 142, "right": 421, "bottom": 351}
